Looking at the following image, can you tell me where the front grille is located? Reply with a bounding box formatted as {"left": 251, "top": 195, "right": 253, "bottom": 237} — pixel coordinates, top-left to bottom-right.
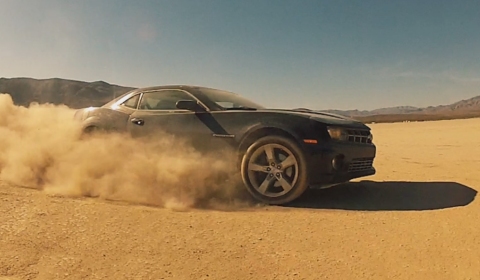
{"left": 348, "top": 157, "right": 374, "bottom": 172}
{"left": 347, "top": 129, "right": 373, "bottom": 144}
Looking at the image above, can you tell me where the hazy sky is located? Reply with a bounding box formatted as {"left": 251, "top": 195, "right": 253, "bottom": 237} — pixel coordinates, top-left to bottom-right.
{"left": 1, "top": 0, "right": 479, "bottom": 110}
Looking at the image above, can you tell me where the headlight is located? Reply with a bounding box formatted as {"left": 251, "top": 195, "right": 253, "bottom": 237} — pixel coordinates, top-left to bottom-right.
{"left": 327, "top": 127, "right": 348, "bottom": 141}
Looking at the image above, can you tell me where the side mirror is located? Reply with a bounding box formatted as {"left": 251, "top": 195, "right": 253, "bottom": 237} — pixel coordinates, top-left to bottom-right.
{"left": 176, "top": 100, "right": 204, "bottom": 112}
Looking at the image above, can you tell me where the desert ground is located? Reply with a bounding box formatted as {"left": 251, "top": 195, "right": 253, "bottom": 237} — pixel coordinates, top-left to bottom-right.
{"left": 0, "top": 117, "right": 479, "bottom": 280}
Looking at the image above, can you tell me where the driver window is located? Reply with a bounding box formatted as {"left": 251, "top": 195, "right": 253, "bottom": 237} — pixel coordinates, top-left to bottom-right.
{"left": 216, "top": 101, "right": 235, "bottom": 108}
{"left": 121, "top": 94, "right": 140, "bottom": 109}
{"left": 138, "top": 90, "right": 196, "bottom": 110}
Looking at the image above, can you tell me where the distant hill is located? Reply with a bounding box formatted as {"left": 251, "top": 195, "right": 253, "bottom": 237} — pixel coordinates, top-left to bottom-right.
{"left": 321, "top": 95, "right": 480, "bottom": 123}
{"left": 324, "top": 106, "right": 423, "bottom": 117}
{"left": 323, "top": 96, "right": 480, "bottom": 117}
{"left": 0, "top": 77, "right": 135, "bottom": 109}
{"left": 423, "top": 95, "right": 480, "bottom": 113}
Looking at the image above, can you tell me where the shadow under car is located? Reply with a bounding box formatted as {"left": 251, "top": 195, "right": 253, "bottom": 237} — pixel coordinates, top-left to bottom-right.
{"left": 285, "top": 181, "right": 477, "bottom": 211}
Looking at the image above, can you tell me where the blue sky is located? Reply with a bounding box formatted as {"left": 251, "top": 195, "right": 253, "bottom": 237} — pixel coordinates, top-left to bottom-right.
{"left": 1, "top": 0, "right": 479, "bottom": 110}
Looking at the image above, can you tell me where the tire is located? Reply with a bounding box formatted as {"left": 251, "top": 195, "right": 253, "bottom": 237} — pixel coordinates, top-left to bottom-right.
{"left": 240, "top": 135, "right": 309, "bottom": 205}
{"left": 81, "top": 126, "right": 103, "bottom": 138}
{"left": 83, "top": 126, "right": 98, "bottom": 134}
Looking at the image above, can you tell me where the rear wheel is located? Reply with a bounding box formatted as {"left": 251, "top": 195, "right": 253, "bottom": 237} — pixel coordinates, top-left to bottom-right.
{"left": 81, "top": 126, "right": 104, "bottom": 138}
{"left": 240, "top": 135, "right": 309, "bottom": 205}
{"left": 83, "top": 126, "right": 98, "bottom": 134}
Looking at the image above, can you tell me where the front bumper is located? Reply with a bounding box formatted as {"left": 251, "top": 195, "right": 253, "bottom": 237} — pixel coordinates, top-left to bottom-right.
{"left": 305, "top": 141, "right": 376, "bottom": 187}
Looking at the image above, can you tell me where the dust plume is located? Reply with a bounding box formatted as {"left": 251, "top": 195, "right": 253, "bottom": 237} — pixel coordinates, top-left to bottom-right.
{"left": 0, "top": 93, "right": 251, "bottom": 210}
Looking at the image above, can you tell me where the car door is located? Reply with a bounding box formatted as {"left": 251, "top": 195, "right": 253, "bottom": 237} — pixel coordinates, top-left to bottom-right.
{"left": 126, "top": 89, "right": 234, "bottom": 152}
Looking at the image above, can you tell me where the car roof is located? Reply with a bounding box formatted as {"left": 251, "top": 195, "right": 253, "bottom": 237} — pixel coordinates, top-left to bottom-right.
{"left": 130, "top": 85, "right": 221, "bottom": 93}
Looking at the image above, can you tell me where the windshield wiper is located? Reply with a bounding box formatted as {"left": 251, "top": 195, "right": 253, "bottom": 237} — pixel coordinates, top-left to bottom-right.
{"left": 224, "top": 106, "right": 257, "bottom": 111}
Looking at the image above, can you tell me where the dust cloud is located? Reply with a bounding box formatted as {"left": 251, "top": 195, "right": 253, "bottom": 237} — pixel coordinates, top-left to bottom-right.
{"left": 0, "top": 93, "right": 251, "bottom": 210}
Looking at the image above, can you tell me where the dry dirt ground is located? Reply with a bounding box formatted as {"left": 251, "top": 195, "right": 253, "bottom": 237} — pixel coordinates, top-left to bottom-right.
{"left": 1, "top": 118, "right": 479, "bottom": 280}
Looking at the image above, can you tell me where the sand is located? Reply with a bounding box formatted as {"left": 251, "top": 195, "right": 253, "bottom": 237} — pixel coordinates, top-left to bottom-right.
{"left": 1, "top": 117, "right": 479, "bottom": 280}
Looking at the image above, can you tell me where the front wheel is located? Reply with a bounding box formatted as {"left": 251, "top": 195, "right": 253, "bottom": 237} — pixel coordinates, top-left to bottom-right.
{"left": 240, "top": 135, "right": 309, "bottom": 205}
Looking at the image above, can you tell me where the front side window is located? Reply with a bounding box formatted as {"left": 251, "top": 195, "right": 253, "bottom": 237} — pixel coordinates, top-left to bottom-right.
{"left": 198, "top": 88, "right": 265, "bottom": 110}
{"left": 121, "top": 94, "right": 140, "bottom": 109}
{"left": 138, "top": 90, "right": 196, "bottom": 110}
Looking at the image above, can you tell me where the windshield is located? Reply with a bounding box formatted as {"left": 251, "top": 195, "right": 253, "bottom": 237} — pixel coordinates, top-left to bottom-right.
{"left": 198, "top": 88, "right": 266, "bottom": 110}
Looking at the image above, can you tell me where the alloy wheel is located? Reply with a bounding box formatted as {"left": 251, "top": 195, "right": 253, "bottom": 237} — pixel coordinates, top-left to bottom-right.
{"left": 246, "top": 143, "right": 299, "bottom": 198}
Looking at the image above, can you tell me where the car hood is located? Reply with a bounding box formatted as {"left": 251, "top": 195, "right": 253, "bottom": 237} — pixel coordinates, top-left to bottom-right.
{"left": 260, "top": 108, "right": 370, "bottom": 129}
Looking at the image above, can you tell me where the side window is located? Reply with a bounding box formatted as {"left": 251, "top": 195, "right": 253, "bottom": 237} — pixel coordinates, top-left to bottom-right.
{"left": 121, "top": 94, "right": 140, "bottom": 109}
{"left": 138, "top": 90, "right": 196, "bottom": 110}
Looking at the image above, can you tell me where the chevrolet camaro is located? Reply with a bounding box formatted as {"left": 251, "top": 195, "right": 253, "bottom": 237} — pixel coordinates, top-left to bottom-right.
{"left": 74, "top": 85, "right": 376, "bottom": 205}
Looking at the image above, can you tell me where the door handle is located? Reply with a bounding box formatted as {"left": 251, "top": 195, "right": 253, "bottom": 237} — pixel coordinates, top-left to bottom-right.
{"left": 131, "top": 118, "right": 144, "bottom": 126}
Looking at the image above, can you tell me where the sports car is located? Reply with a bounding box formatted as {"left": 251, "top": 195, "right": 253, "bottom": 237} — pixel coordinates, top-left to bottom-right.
{"left": 74, "top": 85, "right": 376, "bottom": 205}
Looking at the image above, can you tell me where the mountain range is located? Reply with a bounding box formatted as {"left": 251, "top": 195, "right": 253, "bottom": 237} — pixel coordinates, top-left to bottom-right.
{"left": 321, "top": 94, "right": 480, "bottom": 123}
{"left": 1, "top": 77, "right": 479, "bottom": 123}
{"left": 0, "top": 77, "right": 134, "bottom": 109}
{"left": 323, "top": 96, "right": 480, "bottom": 117}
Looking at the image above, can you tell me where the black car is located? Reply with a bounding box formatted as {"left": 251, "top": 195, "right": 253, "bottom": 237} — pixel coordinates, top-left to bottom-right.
{"left": 74, "top": 85, "right": 376, "bottom": 205}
